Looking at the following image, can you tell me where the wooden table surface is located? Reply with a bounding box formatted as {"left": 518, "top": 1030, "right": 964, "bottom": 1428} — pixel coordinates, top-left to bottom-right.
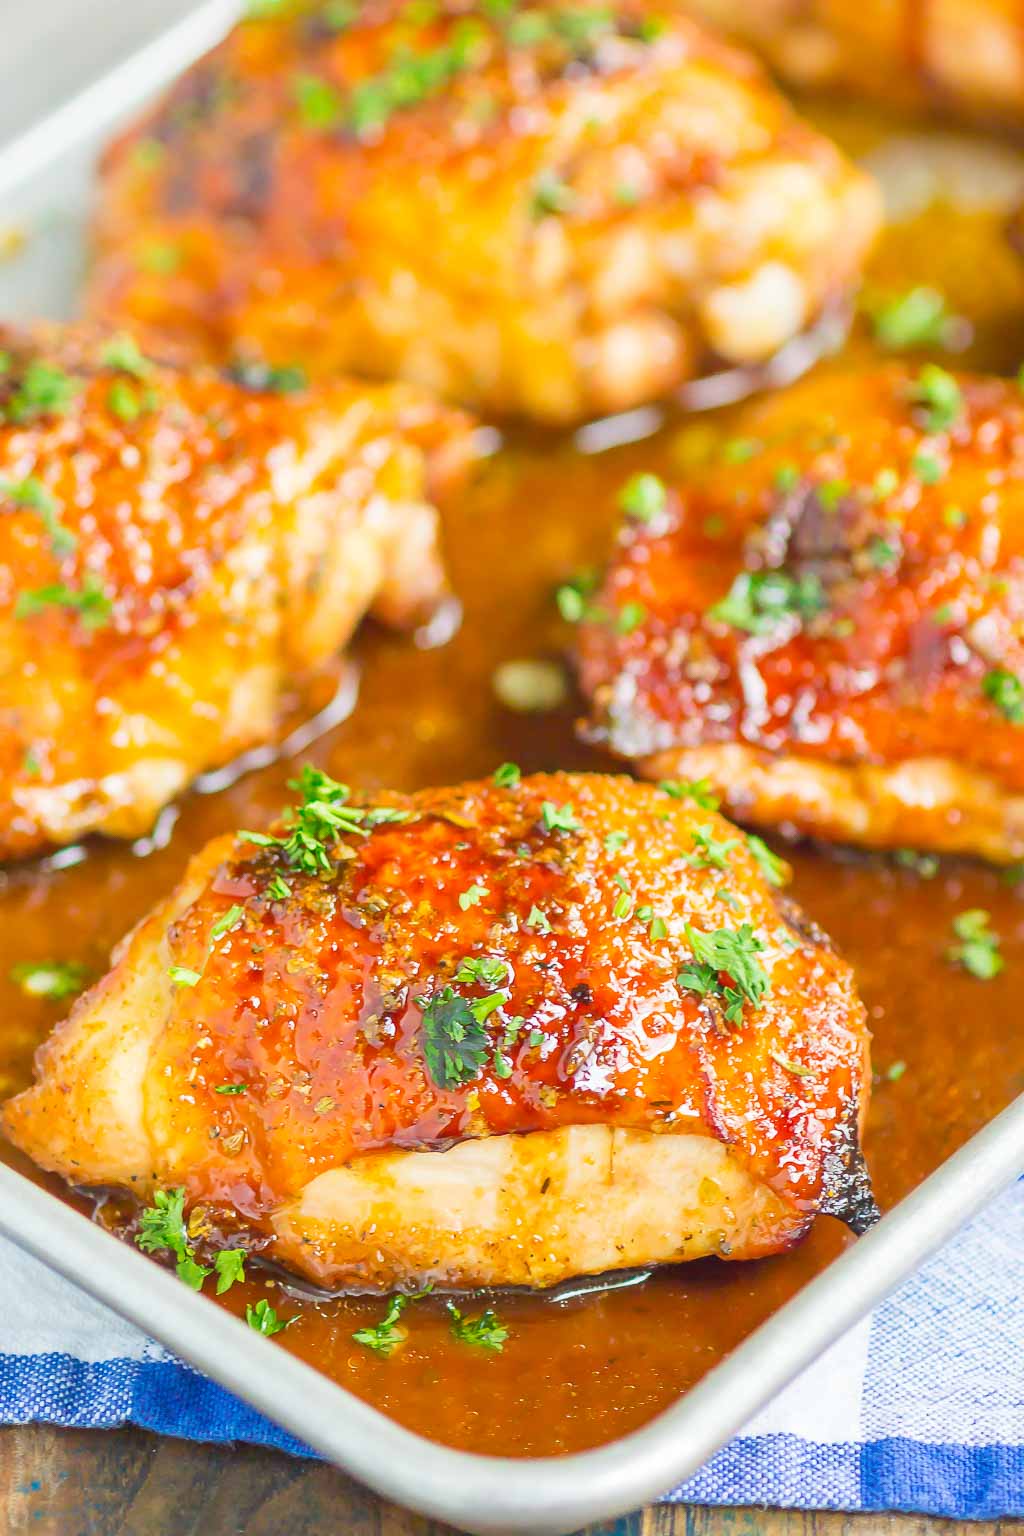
{"left": 1, "top": 1426, "right": 1020, "bottom": 1536}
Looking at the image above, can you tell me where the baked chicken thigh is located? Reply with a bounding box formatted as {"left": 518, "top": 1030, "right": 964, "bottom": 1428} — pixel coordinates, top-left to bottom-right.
{"left": 684, "top": 1, "right": 1024, "bottom": 126}
{"left": 0, "top": 327, "right": 465, "bottom": 861}
{"left": 578, "top": 365, "right": 1024, "bottom": 863}
{"left": 3, "top": 769, "right": 875, "bottom": 1292}
{"left": 86, "top": 0, "right": 880, "bottom": 424}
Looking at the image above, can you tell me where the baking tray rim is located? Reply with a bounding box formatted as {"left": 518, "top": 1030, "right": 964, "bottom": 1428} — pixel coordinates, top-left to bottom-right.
{"left": 0, "top": 7, "right": 1022, "bottom": 1531}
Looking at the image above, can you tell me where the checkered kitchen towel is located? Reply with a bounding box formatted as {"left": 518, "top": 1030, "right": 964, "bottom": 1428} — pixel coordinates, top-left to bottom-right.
{"left": 1, "top": 1178, "right": 1021, "bottom": 1519}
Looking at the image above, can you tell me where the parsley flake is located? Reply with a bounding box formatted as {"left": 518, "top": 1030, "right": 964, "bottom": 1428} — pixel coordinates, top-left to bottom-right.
{"left": 15, "top": 573, "right": 112, "bottom": 630}
{"left": 418, "top": 986, "right": 490, "bottom": 1088}
{"left": 541, "top": 800, "right": 579, "bottom": 833}
{"left": 447, "top": 1302, "right": 508, "bottom": 1351}
{"left": 983, "top": 667, "right": 1024, "bottom": 724}
{"left": 493, "top": 762, "right": 521, "bottom": 788}
{"left": 947, "top": 909, "right": 1003, "bottom": 980}
{"left": 459, "top": 883, "right": 488, "bottom": 910}
{"left": 525, "top": 905, "right": 552, "bottom": 934}
{"left": 658, "top": 778, "right": 720, "bottom": 811}
{"left": 246, "top": 1298, "right": 292, "bottom": 1336}
{"left": 136, "top": 1187, "right": 210, "bottom": 1290}
{"left": 677, "top": 923, "right": 770, "bottom": 1023}
{"left": 618, "top": 472, "right": 666, "bottom": 524}
{"left": 353, "top": 1294, "right": 409, "bottom": 1357}
{"left": 214, "top": 1249, "right": 246, "bottom": 1295}
{"left": 10, "top": 960, "right": 88, "bottom": 1001}
{"left": 909, "top": 364, "right": 962, "bottom": 434}
{"left": 709, "top": 569, "right": 825, "bottom": 635}
{"left": 746, "top": 834, "right": 787, "bottom": 887}
{"left": 0, "top": 476, "right": 76, "bottom": 556}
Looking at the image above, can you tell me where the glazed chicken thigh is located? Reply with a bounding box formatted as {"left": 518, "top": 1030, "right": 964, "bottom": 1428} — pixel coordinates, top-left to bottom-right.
{"left": 86, "top": 0, "right": 880, "bottom": 424}
{"left": 3, "top": 770, "right": 874, "bottom": 1292}
{"left": 684, "top": 1, "right": 1024, "bottom": 126}
{"left": 0, "top": 328, "right": 465, "bottom": 861}
{"left": 578, "top": 365, "right": 1024, "bottom": 863}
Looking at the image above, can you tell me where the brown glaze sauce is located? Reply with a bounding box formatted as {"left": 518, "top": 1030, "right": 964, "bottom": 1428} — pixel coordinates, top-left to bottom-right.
{"left": 3, "top": 102, "right": 1024, "bottom": 1458}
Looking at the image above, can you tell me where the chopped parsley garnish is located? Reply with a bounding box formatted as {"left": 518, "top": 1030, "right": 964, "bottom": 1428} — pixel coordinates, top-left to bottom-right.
{"left": 684, "top": 827, "right": 738, "bottom": 872}
{"left": 677, "top": 923, "right": 770, "bottom": 1023}
{"left": 869, "top": 287, "right": 957, "bottom": 351}
{"left": 2, "top": 360, "right": 80, "bottom": 424}
{"left": 747, "top": 834, "right": 787, "bottom": 887}
{"left": 136, "top": 1187, "right": 210, "bottom": 1290}
{"left": 982, "top": 667, "right": 1024, "bottom": 724}
{"left": 659, "top": 778, "right": 720, "bottom": 811}
{"left": 107, "top": 379, "right": 154, "bottom": 423}
{"left": 709, "top": 569, "right": 825, "bottom": 635}
{"left": 894, "top": 848, "right": 939, "bottom": 878}
{"left": 555, "top": 568, "right": 602, "bottom": 624}
{"left": 541, "top": 800, "right": 579, "bottom": 833}
{"left": 612, "top": 873, "right": 633, "bottom": 920}
{"left": 214, "top": 1249, "right": 246, "bottom": 1295}
{"left": 214, "top": 1083, "right": 247, "bottom": 1095}
{"left": 866, "top": 534, "right": 901, "bottom": 571}
{"left": 947, "top": 909, "right": 1003, "bottom": 980}
{"left": 525, "top": 904, "right": 552, "bottom": 933}
{"left": 352, "top": 1294, "right": 409, "bottom": 1357}
{"left": 773, "top": 463, "right": 800, "bottom": 495}
{"left": 604, "top": 829, "right": 629, "bottom": 852}
{"left": 99, "top": 333, "right": 153, "bottom": 379}
{"left": 139, "top": 241, "right": 181, "bottom": 275}
{"left": 447, "top": 1302, "right": 508, "bottom": 1352}
{"left": 531, "top": 170, "right": 575, "bottom": 218}
{"left": 493, "top": 761, "right": 521, "bottom": 788}
{"left": 169, "top": 965, "right": 202, "bottom": 988}
{"left": 455, "top": 955, "right": 509, "bottom": 987}
{"left": 616, "top": 600, "right": 646, "bottom": 635}
{"left": 911, "top": 449, "right": 943, "bottom": 484}
{"left": 210, "top": 904, "right": 245, "bottom": 942}
{"left": 10, "top": 960, "right": 88, "bottom": 1001}
{"left": 887, "top": 1060, "right": 907, "bottom": 1082}
{"left": 246, "top": 1298, "right": 292, "bottom": 1336}
{"left": 292, "top": 72, "right": 344, "bottom": 129}
{"left": 0, "top": 476, "right": 76, "bottom": 556}
{"left": 239, "top": 764, "right": 409, "bottom": 875}
{"left": 15, "top": 573, "right": 112, "bottom": 630}
{"left": 721, "top": 436, "right": 760, "bottom": 464}
{"left": 227, "top": 359, "right": 308, "bottom": 394}
{"left": 418, "top": 986, "right": 491, "bottom": 1088}
{"left": 618, "top": 472, "right": 666, "bottom": 524}
{"left": 459, "top": 882, "right": 488, "bottom": 910}
{"left": 909, "top": 364, "right": 962, "bottom": 434}
{"left": 872, "top": 468, "right": 899, "bottom": 500}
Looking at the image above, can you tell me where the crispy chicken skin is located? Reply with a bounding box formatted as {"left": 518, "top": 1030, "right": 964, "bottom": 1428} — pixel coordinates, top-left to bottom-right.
{"left": 684, "top": 1, "right": 1024, "bottom": 126}
{"left": 0, "top": 327, "right": 466, "bottom": 861}
{"left": 85, "top": 0, "right": 880, "bottom": 425}
{"left": 578, "top": 365, "right": 1024, "bottom": 863}
{"left": 2, "top": 771, "right": 874, "bottom": 1292}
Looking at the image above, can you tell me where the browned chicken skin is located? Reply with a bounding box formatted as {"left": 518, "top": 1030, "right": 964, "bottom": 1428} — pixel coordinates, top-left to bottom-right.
{"left": 0, "top": 327, "right": 468, "bottom": 861}
{"left": 684, "top": 1, "right": 1024, "bottom": 127}
{"left": 86, "top": 0, "right": 880, "bottom": 424}
{"left": 578, "top": 365, "right": 1024, "bottom": 862}
{"left": 2, "top": 770, "right": 874, "bottom": 1292}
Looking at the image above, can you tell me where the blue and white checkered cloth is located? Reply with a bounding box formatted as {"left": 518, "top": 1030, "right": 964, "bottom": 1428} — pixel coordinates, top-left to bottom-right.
{"left": 1, "top": 1178, "right": 1021, "bottom": 1518}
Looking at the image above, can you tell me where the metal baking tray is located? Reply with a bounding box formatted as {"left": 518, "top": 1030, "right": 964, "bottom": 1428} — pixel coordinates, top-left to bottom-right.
{"left": 0, "top": 6, "right": 1022, "bottom": 1531}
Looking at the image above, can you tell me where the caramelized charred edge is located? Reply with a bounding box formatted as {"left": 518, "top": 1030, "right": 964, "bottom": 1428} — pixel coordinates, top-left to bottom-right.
{"left": 818, "top": 1098, "right": 879, "bottom": 1236}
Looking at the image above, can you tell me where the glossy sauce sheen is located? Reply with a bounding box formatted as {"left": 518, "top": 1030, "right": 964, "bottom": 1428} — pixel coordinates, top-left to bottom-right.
{"left": 3, "top": 102, "right": 1024, "bottom": 1456}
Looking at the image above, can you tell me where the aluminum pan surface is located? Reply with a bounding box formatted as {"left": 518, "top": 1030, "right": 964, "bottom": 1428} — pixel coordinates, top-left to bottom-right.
{"left": 0, "top": 8, "right": 1021, "bottom": 1531}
